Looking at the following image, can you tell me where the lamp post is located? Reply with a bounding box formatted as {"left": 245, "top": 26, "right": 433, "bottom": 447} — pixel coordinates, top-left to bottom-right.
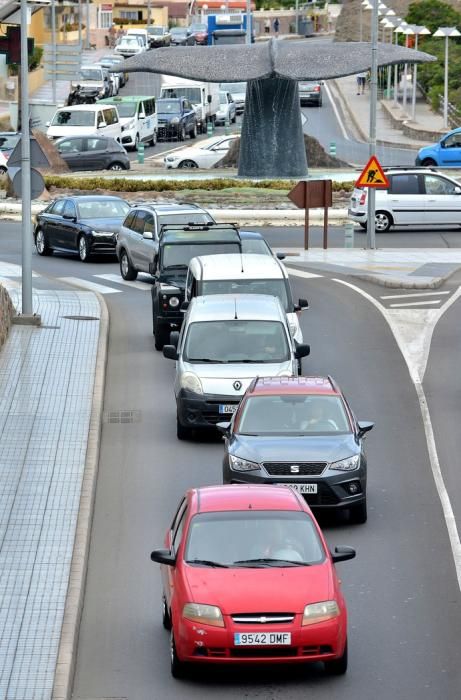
{"left": 366, "top": 0, "right": 379, "bottom": 250}
{"left": 85, "top": 0, "right": 90, "bottom": 48}
{"left": 380, "top": 17, "right": 395, "bottom": 98}
{"left": 295, "top": 0, "right": 299, "bottom": 35}
{"left": 433, "top": 26, "right": 461, "bottom": 129}
{"left": 51, "top": 0, "right": 56, "bottom": 103}
{"left": 393, "top": 22, "right": 408, "bottom": 107}
{"left": 400, "top": 25, "right": 414, "bottom": 115}
{"left": 360, "top": 0, "right": 372, "bottom": 42}
{"left": 245, "top": 0, "right": 251, "bottom": 44}
{"left": 20, "top": 0, "right": 32, "bottom": 315}
{"left": 407, "top": 25, "right": 431, "bottom": 120}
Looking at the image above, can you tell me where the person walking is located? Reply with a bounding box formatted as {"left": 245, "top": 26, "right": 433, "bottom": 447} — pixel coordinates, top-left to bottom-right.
{"left": 264, "top": 18, "right": 270, "bottom": 34}
{"left": 273, "top": 17, "right": 280, "bottom": 37}
{"left": 356, "top": 71, "right": 367, "bottom": 95}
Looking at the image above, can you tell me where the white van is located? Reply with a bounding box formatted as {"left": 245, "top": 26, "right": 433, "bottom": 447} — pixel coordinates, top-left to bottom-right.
{"left": 126, "top": 28, "right": 149, "bottom": 49}
{"left": 99, "top": 96, "right": 157, "bottom": 149}
{"left": 160, "top": 76, "right": 220, "bottom": 134}
{"left": 46, "top": 104, "right": 122, "bottom": 141}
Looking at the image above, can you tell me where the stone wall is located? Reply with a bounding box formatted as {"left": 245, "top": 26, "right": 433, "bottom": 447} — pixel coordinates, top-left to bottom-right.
{"left": 0, "top": 284, "right": 14, "bottom": 350}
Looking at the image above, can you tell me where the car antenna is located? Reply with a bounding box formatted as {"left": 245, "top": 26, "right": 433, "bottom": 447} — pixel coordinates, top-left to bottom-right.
{"left": 234, "top": 298, "right": 238, "bottom": 320}
{"left": 240, "top": 252, "right": 244, "bottom": 274}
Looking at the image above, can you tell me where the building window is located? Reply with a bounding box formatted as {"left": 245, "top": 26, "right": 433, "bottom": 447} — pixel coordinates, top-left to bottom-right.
{"left": 120, "top": 10, "right": 142, "bottom": 20}
{"left": 98, "top": 10, "right": 113, "bottom": 28}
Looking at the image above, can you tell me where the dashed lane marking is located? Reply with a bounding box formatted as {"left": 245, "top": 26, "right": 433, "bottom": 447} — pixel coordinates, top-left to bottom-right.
{"left": 95, "top": 273, "right": 152, "bottom": 291}
{"left": 381, "top": 291, "right": 451, "bottom": 300}
{"left": 58, "top": 277, "right": 121, "bottom": 294}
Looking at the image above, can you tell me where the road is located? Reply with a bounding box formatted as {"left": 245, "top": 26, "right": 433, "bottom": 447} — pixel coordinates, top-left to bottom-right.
{"left": 1, "top": 223, "right": 461, "bottom": 698}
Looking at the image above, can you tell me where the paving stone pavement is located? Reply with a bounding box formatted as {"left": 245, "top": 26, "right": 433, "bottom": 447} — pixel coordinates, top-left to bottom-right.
{"left": 0, "top": 287, "right": 101, "bottom": 700}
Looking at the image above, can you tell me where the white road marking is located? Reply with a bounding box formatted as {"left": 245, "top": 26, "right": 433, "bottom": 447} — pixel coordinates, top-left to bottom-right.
{"left": 323, "top": 81, "right": 350, "bottom": 141}
{"left": 389, "top": 300, "right": 442, "bottom": 308}
{"left": 287, "top": 268, "right": 323, "bottom": 280}
{"left": 95, "top": 273, "right": 151, "bottom": 291}
{"left": 333, "top": 277, "right": 461, "bottom": 592}
{"left": 0, "top": 262, "right": 39, "bottom": 277}
{"left": 58, "top": 277, "right": 121, "bottom": 294}
{"left": 381, "top": 291, "right": 451, "bottom": 300}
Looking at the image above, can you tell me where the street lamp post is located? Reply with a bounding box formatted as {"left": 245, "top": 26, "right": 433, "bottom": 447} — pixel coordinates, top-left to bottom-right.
{"left": 295, "top": 0, "right": 299, "bottom": 36}
{"left": 20, "top": 0, "right": 32, "bottom": 315}
{"left": 245, "top": 0, "right": 251, "bottom": 44}
{"left": 393, "top": 23, "right": 408, "bottom": 108}
{"left": 401, "top": 25, "right": 414, "bottom": 115}
{"left": 51, "top": 0, "right": 56, "bottom": 103}
{"left": 433, "top": 27, "right": 461, "bottom": 129}
{"left": 408, "top": 25, "right": 431, "bottom": 121}
{"left": 366, "top": 0, "right": 379, "bottom": 250}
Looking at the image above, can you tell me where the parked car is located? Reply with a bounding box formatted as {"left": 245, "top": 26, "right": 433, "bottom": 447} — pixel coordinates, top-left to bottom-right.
{"left": 164, "top": 134, "right": 238, "bottom": 168}
{"left": 99, "top": 96, "right": 157, "bottom": 150}
{"left": 70, "top": 65, "right": 111, "bottom": 100}
{"left": 34, "top": 195, "right": 129, "bottom": 262}
{"left": 219, "top": 375, "right": 374, "bottom": 524}
{"left": 188, "top": 22, "right": 208, "bottom": 45}
{"left": 219, "top": 82, "right": 246, "bottom": 113}
{"left": 126, "top": 28, "right": 149, "bottom": 50}
{"left": 0, "top": 132, "right": 20, "bottom": 160}
{"left": 54, "top": 135, "right": 130, "bottom": 172}
{"left": 416, "top": 127, "right": 461, "bottom": 167}
{"left": 116, "top": 203, "right": 214, "bottom": 280}
{"left": 99, "top": 55, "right": 127, "bottom": 87}
{"left": 150, "top": 224, "right": 242, "bottom": 349}
{"left": 157, "top": 98, "right": 197, "bottom": 140}
{"left": 170, "top": 27, "right": 195, "bottom": 45}
{"left": 115, "top": 35, "right": 145, "bottom": 58}
{"left": 147, "top": 25, "right": 171, "bottom": 48}
{"left": 215, "top": 91, "right": 237, "bottom": 125}
{"left": 46, "top": 104, "right": 122, "bottom": 142}
{"left": 238, "top": 230, "right": 285, "bottom": 259}
{"left": 151, "top": 484, "right": 355, "bottom": 677}
{"left": 299, "top": 81, "right": 323, "bottom": 107}
{"left": 163, "top": 294, "right": 310, "bottom": 439}
{"left": 349, "top": 167, "right": 461, "bottom": 232}
{"left": 95, "top": 63, "right": 119, "bottom": 96}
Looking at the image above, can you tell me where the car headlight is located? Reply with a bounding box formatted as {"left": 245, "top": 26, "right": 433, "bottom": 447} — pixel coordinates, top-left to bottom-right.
{"left": 180, "top": 372, "right": 203, "bottom": 395}
{"left": 229, "top": 454, "right": 260, "bottom": 472}
{"left": 169, "top": 296, "right": 180, "bottom": 308}
{"left": 165, "top": 156, "right": 179, "bottom": 162}
{"left": 330, "top": 455, "right": 360, "bottom": 471}
{"left": 170, "top": 117, "right": 180, "bottom": 124}
{"left": 182, "top": 603, "right": 224, "bottom": 627}
{"left": 302, "top": 601, "right": 340, "bottom": 626}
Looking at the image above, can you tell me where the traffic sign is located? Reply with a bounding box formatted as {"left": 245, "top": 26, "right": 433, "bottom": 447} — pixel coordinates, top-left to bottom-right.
{"left": 8, "top": 136, "right": 51, "bottom": 169}
{"left": 12, "top": 168, "right": 46, "bottom": 199}
{"left": 355, "top": 155, "right": 389, "bottom": 188}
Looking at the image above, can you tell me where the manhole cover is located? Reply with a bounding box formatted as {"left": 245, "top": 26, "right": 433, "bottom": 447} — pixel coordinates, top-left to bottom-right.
{"left": 62, "top": 315, "right": 100, "bottom": 321}
{"left": 103, "top": 410, "right": 142, "bottom": 424}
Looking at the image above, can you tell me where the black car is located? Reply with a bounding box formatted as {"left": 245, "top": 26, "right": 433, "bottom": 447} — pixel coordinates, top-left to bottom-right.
{"left": 151, "top": 224, "right": 242, "bottom": 349}
{"left": 55, "top": 136, "right": 130, "bottom": 172}
{"left": 188, "top": 22, "right": 208, "bottom": 45}
{"left": 170, "top": 27, "right": 195, "bottom": 46}
{"left": 34, "top": 195, "right": 130, "bottom": 262}
{"left": 147, "top": 25, "right": 171, "bottom": 48}
{"left": 157, "top": 98, "right": 197, "bottom": 141}
{"left": 219, "top": 376, "right": 374, "bottom": 524}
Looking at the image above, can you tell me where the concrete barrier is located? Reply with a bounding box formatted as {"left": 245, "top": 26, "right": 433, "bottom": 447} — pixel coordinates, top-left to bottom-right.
{"left": 0, "top": 284, "right": 14, "bottom": 350}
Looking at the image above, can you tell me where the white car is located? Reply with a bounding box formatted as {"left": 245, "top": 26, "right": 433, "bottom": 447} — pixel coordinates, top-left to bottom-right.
{"left": 164, "top": 135, "right": 238, "bottom": 169}
{"left": 215, "top": 91, "right": 237, "bottom": 125}
{"left": 115, "top": 35, "right": 145, "bottom": 58}
{"left": 349, "top": 167, "right": 461, "bottom": 232}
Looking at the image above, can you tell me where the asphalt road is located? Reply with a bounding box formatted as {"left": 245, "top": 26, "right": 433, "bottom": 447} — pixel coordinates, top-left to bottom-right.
{"left": 1, "top": 223, "right": 461, "bottom": 698}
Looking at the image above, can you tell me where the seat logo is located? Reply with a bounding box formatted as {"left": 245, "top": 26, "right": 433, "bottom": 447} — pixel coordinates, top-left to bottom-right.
{"left": 290, "top": 465, "right": 300, "bottom": 474}
{"left": 233, "top": 380, "right": 242, "bottom": 391}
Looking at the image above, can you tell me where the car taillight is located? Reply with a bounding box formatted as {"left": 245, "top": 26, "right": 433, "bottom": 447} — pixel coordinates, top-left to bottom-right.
{"left": 359, "top": 191, "right": 367, "bottom": 205}
{"left": 314, "top": 86, "right": 320, "bottom": 92}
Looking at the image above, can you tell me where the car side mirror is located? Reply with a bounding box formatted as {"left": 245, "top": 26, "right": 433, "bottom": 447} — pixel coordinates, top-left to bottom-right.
{"left": 295, "top": 298, "right": 309, "bottom": 311}
{"left": 98, "top": 121, "right": 107, "bottom": 129}
{"left": 357, "top": 421, "right": 374, "bottom": 438}
{"left": 276, "top": 252, "right": 286, "bottom": 260}
{"left": 295, "top": 343, "right": 310, "bottom": 359}
{"left": 46, "top": 120, "right": 50, "bottom": 127}
{"left": 163, "top": 345, "right": 178, "bottom": 360}
{"left": 151, "top": 549, "right": 176, "bottom": 566}
{"left": 180, "top": 300, "right": 189, "bottom": 312}
{"left": 170, "top": 331, "right": 180, "bottom": 347}
{"left": 143, "top": 230, "right": 153, "bottom": 239}
{"left": 216, "top": 421, "right": 231, "bottom": 436}
{"left": 331, "top": 546, "right": 356, "bottom": 563}
{"left": 455, "top": 186, "right": 461, "bottom": 194}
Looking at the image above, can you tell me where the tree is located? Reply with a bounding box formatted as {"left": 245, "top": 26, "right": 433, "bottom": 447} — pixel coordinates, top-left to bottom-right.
{"left": 406, "top": 0, "right": 461, "bottom": 34}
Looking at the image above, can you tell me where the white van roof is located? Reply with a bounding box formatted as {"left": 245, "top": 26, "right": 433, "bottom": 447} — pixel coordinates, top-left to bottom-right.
{"left": 188, "top": 253, "right": 286, "bottom": 281}
{"left": 54, "top": 104, "right": 109, "bottom": 112}
{"left": 188, "top": 294, "right": 286, "bottom": 323}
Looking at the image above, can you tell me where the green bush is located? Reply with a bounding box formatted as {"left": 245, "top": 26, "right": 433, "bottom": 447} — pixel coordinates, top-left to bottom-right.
{"left": 9, "top": 45, "right": 43, "bottom": 75}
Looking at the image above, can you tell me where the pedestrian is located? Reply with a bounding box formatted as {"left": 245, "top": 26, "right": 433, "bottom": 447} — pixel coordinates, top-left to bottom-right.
{"left": 356, "top": 71, "right": 367, "bottom": 95}
{"left": 109, "top": 22, "right": 117, "bottom": 48}
{"left": 264, "top": 18, "right": 270, "bottom": 34}
{"left": 273, "top": 17, "right": 280, "bottom": 37}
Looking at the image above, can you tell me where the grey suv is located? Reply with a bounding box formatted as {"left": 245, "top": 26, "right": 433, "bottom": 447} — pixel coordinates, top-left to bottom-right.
{"left": 115, "top": 203, "right": 215, "bottom": 280}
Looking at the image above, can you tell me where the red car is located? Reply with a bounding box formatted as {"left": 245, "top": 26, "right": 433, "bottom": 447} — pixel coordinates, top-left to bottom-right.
{"left": 151, "top": 484, "right": 355, "bottom": 678}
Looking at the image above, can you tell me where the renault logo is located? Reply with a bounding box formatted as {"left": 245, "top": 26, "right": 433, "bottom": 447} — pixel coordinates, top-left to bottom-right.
{"left": 233, "top": 380, "right": 242, "bottom": 391}
{"left": 290, "top": 465, "right": 300, "bottom": 474}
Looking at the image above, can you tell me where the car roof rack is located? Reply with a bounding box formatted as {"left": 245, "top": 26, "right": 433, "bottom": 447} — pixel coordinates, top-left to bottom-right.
{"left": 159, "top": 222, "right": 240, "bottom": 236}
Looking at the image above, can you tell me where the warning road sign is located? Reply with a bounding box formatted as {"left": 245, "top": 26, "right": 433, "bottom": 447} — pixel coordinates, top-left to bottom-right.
{"left": 356, "top": 155, "right": 389, "bottom": 188}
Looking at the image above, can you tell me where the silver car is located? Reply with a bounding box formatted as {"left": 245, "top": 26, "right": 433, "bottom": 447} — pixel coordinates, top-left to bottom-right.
{"left": 163, "top": 294, "right": 310, "bottom": 439}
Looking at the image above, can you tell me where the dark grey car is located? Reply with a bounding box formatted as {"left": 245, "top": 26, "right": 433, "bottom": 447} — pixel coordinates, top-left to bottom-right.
{"left": 55, "top": 135, "right": 130, "bottom": 171}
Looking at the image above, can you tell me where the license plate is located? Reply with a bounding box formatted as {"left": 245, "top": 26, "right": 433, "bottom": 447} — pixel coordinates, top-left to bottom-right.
{"left": 219, "top": 404, "right": 238, "bottom": 414}
{"left": 284, "top": 483, "right": 318, "bottom": 494}
{"left": 234, "top": 632, "right": 291, "bottom": 646}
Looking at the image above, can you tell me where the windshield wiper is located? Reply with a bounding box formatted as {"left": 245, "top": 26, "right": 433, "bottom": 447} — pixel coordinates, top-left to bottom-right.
{"left": 233, "top": 558, "right": 312, "bottom": 568}
{"left": 186, "top": 558, "right": 229, "bottom": 568}
{"left": 187, "top": 358, "right": 227, "bottom": 363}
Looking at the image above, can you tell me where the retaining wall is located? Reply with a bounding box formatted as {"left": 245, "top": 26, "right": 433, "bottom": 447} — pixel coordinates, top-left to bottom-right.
{"left": 0, "top": 284, "right": 14, "bottom": 350}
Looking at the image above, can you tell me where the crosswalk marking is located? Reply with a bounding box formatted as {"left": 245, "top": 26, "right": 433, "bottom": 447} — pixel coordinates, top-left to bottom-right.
{"left": 95, "top": 273, "right": 152, "bottom": 291}
{"left": 380, "top": 291, "right": 450, "bottom": 300}
{"left": 58, "top": 277, "right": 121, "bottom": 294}
{"left": 286, "top": 268, "right": 323, "bottom": 279}
{"left": 389, "top": 300, "right": 442, "bottom": 308}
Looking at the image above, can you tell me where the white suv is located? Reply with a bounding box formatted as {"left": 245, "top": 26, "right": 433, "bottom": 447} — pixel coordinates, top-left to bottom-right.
{"left": 349, "top": 167, "right": 461, "bottom": 232}
{"left": 163, "top": 295, "right": 310, "bottom": 439}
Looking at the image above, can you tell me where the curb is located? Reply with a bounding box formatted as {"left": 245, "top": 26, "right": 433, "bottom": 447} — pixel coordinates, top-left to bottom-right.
{"left": 352, "top": 272, "right": 446, "bottom": 289}
{"left": 52, "top": 290, "right": 109, "bottom": 700}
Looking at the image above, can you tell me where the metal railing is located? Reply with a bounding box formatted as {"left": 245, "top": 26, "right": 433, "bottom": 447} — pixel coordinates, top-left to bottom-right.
{"left": 438, "top": 94, "right": 461, "bottom": 129}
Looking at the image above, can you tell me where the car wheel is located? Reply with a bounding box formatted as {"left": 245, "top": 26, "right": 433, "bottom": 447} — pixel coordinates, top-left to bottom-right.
{"left": 422, "top": 158, "right": 437, "bottom": 167}
{"left": 179, "top": 125, "right": 186, "bottom": 141}
{"left": 150, "top": 131, "right": 157, "bottom": 147}
{"left": 201, "top": 122, "right": 207, "bottom": 135}
{"left": 162, "top": 595, "right": 171, "bottom": 630}
{"left": 375, "top": 211, "right": 393, "bottom": 233}
{"left": 178, "top": 159, "right": 198, "bottom": 169}
{"left": 297, "top": 359, "right": 302, "bottom": 375}
{"left": 78, "top": 235, "right": 90, "bottom": 262}
{"left": 359, "top": 222, "right": 367, "bottom": 230}
{"left": 119, "top": 249, "right": 138, "bottom": 280}
{"left": 35, "top": 229, "right": 52, "bottom": 256}
{"left": 324, "top": 639, "right": 348, "bottom": 675}
{"left": 189, "top": 123, "right": 197, "bottom": 139}
{"left": 177, "top": 415, "right": 193, "bottom": 441}
{"left": 349, "top": 499, "right": 367, "bottom": 524}
{"left": 108, "top": 162, "right": 125, "bottom": 171}
{"left": 232, "top": 113, "right": 236, "bottom": 124}
{"left": 0, "top": 165, "right": 7, "bottom": 174}
{"left": 170, "top": 631, "right": 187, "bottom": 679}
{"left": 154, "top": 320, "right": 170, "bottom": 350}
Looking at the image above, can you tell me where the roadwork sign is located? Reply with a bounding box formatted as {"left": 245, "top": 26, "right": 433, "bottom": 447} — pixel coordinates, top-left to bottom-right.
{"left": 356, "top": 155, "right": 389, "bottom": 188}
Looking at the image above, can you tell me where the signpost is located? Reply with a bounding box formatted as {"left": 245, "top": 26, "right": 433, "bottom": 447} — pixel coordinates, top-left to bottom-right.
{"left": 288, "top": 180, "right": 333, "bottom": 250}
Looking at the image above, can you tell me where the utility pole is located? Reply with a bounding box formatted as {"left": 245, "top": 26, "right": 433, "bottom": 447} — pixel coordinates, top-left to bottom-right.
{"left": 366, "top": 0, "right": 378, "bottom": 250}
{"left": 147, "top": 0, "right": 151, "bottom": 26}
{"left": 245, "top": 0, "right": 251, "bottom": 44}
{"left": 20, "top": 0, "right": 33, "bottom": 314}
{"left": 85, "top": 0, "right": 90, "bottom": 49}
{"left": 51, "top": 0, "right": 56, "bottom": 103}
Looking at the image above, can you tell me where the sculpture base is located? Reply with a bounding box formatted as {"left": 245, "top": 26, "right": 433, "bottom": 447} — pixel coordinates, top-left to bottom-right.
{"left": 238, "top": 77, "right": 308, "bottom": 179}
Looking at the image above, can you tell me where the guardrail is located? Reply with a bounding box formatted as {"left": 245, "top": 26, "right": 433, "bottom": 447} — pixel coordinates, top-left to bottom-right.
{"left": 438, "top": 94, "right": 461, "bottom": 129}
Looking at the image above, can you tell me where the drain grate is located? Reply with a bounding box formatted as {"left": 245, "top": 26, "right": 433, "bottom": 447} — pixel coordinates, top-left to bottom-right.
{"left": 62, "top": 315, "right": 100, "bottom": 321}
{"left": 103, "top": 410, "right": 142, "bottom": 424}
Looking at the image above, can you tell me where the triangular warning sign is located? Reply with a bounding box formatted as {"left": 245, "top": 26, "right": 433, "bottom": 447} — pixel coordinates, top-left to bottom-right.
{"left": 356, "top": 155, "right": 390, "bottom": 188}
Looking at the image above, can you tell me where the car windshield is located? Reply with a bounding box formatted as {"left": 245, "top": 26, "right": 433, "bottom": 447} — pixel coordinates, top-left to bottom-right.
{"left": 171, "top": 28, "right": 185, "bottom": 35}
{"left": 185, "top": 511, "right": 325, "bottom": 567}
{"left": 51, "top": 110, "right": 95, "bottom": 127}
{"left": 121, "top": 37, "right": 140, "bottom": 45}
{"left": 201, "top": 279, "right": 289, "bottom": 311}
{"left": 77, "top": 200, "right": 129, "bottom": 219}
{"left": 162, "top": 242, "right": 239, "bottom": 269}
{"left": 221, "top": 82, "right": 246, "bottom": 94}
{"left": 158, "top": 100, "right": 181, "bottom": 114}
{"left": 240, "top": 238, "right": 271, "bottom": 255}
{"left": 158, "top": 213, "right": 211, "bottom": 227}
{"left": 78, "top": 68, "right": 102, "bottom": 81}
{"left": 114, "top": 102, "right": 137, "bottom": 118}
{"left": 162, "top": 87, "right": 201, "bottom": 103}
{"left": 148, "top": 27, "right": 164, "bottom": 35}
{"left": 238, "top": 395, "right": 351, "bottom": 435}
{"left": 219, "top": 93, "right": 228, "bottom": 105}
{"left": 190, "top": 24, "right": 207, "bottom": 31}
{"left": 184, "top": 320, "right": 290, "bottom": 363}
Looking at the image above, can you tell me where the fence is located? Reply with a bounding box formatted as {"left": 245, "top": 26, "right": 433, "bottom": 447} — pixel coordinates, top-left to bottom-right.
{"left": 438, "top": 94, "right": 461, "bottom": 129}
